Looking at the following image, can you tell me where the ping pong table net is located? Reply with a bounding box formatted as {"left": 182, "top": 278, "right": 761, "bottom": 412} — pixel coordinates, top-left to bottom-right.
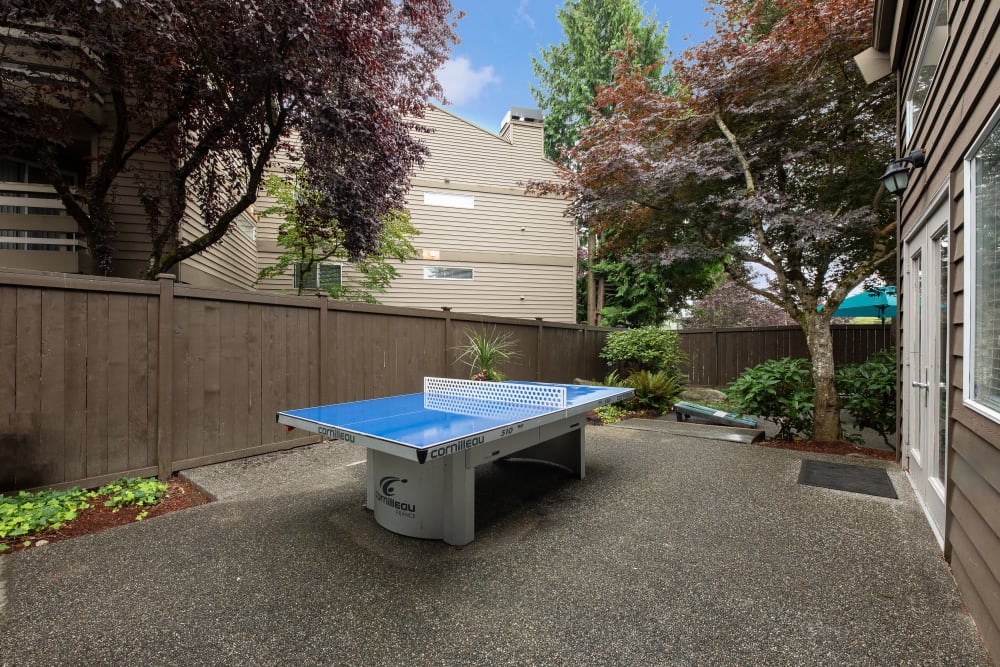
{"left": 423, "top": 377, "right": 567, "bottom": 420}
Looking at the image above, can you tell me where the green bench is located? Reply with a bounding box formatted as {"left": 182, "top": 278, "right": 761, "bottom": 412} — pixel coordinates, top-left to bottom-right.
{"left": 673, "top": 401, "right": 759, "bottom": 428}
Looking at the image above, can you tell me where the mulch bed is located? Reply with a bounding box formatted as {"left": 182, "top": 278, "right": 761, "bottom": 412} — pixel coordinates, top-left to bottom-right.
{"left": 756, "top": 439, "right": 896, "bottom": 460}
{"left": 1, "top": 476, "right": 209, "bottom": 555}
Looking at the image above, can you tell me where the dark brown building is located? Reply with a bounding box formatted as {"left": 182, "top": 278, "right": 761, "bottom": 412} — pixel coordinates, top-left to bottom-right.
{"left": 856, "top": 0, "right": 1000, "bottom": 660}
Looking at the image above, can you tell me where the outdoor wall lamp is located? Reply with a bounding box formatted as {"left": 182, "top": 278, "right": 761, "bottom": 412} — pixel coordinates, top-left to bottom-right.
{"left": 880, "top": 149, "right": 926, "bottom": 197}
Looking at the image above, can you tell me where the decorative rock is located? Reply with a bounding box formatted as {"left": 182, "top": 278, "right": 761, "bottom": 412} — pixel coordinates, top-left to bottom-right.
{"left": 34, "top": 540, "right": 48, "bottom": 547}
{"left": 679, "top": 387, "right": 728, "bottom": 403}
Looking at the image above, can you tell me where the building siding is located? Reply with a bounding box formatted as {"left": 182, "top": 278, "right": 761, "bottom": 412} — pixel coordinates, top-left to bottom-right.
{"left": 255, "top": 106, "right": 576, "bottom": 323}
{"left": 889, "top": 0, "right": 1000, "bottom": 659}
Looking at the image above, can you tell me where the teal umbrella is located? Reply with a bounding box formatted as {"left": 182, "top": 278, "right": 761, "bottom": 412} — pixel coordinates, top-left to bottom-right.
{"left": 832, "top": 286, "right": 897, "bottom": 322}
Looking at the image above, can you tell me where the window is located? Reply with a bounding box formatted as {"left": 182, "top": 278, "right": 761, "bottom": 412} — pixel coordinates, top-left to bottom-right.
{"left": 294, "top": 262, "right": 342, "bottom": 290}
{"left": 234, "top": 211, "right": 256, "bottom": 241}
{"left": 423, "top": 192, "right": 474, "bottom": 209}
{"left": 0, "top": 157, "right": 77, "bottom": 216}
{"left": 423, "top": 266, "right": 473, "bottom": 280}
{"left": 965, "top": 111, "right": 1000, "bottom": 418}
{"left": 904, "top": 0, "right": 948, "bottom": 143}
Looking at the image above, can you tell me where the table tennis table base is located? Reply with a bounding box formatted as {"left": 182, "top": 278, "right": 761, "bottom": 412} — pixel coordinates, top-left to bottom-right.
{"left": 365, "top": 418, "right": 585, "bottom": 545}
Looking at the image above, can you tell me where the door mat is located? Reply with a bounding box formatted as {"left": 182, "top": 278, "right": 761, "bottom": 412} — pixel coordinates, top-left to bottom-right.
{"left": 798, "top": 460, "right": 897, "bottom": 499}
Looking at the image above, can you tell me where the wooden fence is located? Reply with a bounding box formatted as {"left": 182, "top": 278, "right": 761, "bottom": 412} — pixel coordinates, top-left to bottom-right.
{"left": 678, "top": 324, "right": 896, "bottom": 387}
{"left": 0, "top": 268, "right": 895, "bottom": 493}
{"left": 0, "top": 269, "right": 614, "bottom": 493}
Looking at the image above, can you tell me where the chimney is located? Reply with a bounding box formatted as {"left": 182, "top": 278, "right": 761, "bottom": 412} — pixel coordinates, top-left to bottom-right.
{"left": 499, "top": 107, "right": 544, "bottom": 152}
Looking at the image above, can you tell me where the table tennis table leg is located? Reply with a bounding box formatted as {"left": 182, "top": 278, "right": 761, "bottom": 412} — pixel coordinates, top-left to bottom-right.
{"left": 365, "top": 449, "right": 375, "bottom": 511}
{"left": 443, "top": 454, "right": 475, "bottom": 546}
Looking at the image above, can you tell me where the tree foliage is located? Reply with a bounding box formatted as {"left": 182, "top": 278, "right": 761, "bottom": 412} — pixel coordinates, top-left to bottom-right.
{"left": 544, "top": 0, "right": 896, "bottom": 440}
{"left": 684, "top": 279, "right": 794, "bottom": 329}
{"left": 531, "top": 0, "right": 668, "bottom": 162}
{"left": 590, "top": 252, "right": 718, "bottom": 327}
{"left": 599, "top": 326, "right": 686, "bottom": 375}
{"left": 0, "top": 1, "right": 459, "bottom": 278}
{"left": 256, "top": 174, "right": 418, "bottom": 304}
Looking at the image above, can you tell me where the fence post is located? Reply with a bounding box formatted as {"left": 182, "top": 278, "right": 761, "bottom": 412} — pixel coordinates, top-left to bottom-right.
{"left": 155, "top": 274, "right": 175, "bottom": 480}
{"left": 441, "top": 307, "right": 452, "bottom": 377}
{"left": 535, "top": 318, "right": 544, "bottom": 381}
{"left": 713, "top": 328, "right": 720, "bottom": 386}
{"left": 318, "top": 293, "right": 329, "bottom": 405}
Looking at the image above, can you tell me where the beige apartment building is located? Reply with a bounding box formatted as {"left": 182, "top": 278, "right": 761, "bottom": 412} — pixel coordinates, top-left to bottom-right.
{"left": 256, "top": 106, "right": 575, "bottom": 322}
{"left": 0, "top": 27, "right": 575, "bottom": 323}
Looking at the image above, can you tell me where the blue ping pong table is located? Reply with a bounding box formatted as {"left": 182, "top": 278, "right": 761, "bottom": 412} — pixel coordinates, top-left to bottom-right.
{"left": 277, "top": 377, "right": 633, "bottom": 545}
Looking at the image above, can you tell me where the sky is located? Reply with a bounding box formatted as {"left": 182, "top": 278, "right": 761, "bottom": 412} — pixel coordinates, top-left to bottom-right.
{"left": 435, "top": 1, "right": 717, "bottom": 134}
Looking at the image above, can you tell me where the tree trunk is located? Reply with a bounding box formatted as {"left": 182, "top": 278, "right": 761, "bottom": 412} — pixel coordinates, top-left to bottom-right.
{"left": 803, "top": 313, "right": 841, "bottom": 441}
{"left": 596, "top": 275, "right": 606, "bottom": 326}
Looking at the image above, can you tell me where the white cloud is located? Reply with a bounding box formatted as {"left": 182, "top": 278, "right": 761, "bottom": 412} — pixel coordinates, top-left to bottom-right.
{"left": 436, "top": 57, "right": 501, "bottom": 105}
{"left": 516, "top": 0, "right": 536, "bottom": 30}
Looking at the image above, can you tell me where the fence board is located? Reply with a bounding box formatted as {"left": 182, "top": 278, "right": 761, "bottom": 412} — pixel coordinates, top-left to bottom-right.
{"left": 186, "top": 300, "right": 206, "bottom": 461}
{"left": 145, "top": 293, "right": 158, "bottom": 470}
{"left": 230, "top": 302, "right": 249, "bottom": 453}
{"left": 107, "top": 295, "right": 130, "bottom": 474}
{"left": 678, "top": 325, "right": 895, "bottom": 386}
{"left": 127, "top": 296, "right": 150, "bottom": 469}
{"left": 63, "top": 292, "right": 87, "bottom": 484}
{"left": 40, "top": 290, "right": 65, "bottom": 485}
{"left": 11, "top": 270, "right": 915, "bottom": 493}
{"left": 0, "top": 289, "right": 16, "bottom": 429}
{"left": 171, "top": 298, "right": 190, "bottom": 464}
{"left": 85, "top": 294, "right": 108, "bottom": 478}
{"left": 219, "top": 300, "right": 237, "bottom": 456}
{"left": 203, "top": 300, "right": 222, "bottom": 457}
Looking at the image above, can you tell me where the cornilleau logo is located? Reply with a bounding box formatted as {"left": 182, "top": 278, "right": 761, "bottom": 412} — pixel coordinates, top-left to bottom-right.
{"left": 429, "top": 434, "right": 486, "bottom": 459}
{"left": 317, "top": 425, "right": 355, "bottom": 443}
{"left": 376, "top": 476, "right": 416, "bottom": 514}
{"left": 380, "top": 476, "right": 406, "bottom": 496}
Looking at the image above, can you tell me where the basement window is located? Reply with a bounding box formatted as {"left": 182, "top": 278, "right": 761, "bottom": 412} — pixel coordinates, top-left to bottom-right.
{"left": 424, "top": 266, "right": 473, "bottom": 280}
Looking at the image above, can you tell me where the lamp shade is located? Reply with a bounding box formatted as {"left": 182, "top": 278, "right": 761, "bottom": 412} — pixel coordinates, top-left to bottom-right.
{"left": 880, "top": 161, "right": 910, "bottom": 196}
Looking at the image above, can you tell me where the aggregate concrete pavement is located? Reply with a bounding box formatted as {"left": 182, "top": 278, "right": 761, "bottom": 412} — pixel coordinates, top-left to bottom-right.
{"left": 0, "top": 427, "right": 991, "bottom": 666}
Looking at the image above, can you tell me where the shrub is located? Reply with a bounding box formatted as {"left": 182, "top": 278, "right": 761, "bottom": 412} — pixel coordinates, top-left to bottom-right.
{"left": 600, "top": 326, "right": 686, "bottom": 375}
{"left": 727, "top": 358, "right": 814, "bottom": 440}
{"left": 836, "top": 348, "right": 897, "bottom": 449}
{"left": 625, "top": 369, "right": 685, "bottom": 413}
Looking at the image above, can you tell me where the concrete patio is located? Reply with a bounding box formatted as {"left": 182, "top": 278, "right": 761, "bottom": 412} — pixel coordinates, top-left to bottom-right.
{"left": 0, "top": 424, "right": 990, "bottom": 666}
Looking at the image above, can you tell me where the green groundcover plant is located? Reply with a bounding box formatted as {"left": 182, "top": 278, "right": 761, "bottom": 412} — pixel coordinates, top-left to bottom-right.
{"left": 0, "top": 477, "right": 168, "bottom": 551}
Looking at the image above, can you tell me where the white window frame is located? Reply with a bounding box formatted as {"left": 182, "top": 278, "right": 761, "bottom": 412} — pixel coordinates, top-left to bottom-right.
{"left": 903, "top": 0, "right": 949, "bottom": 145}
{"left": 293, "top": 261, "right": 342, "bottom": 291}
{"left": 233, "top": 211, "right": 256, "bottom": 242}
{"left": 963, "top": 103, "right": 1000, "bottom": 422}
{"left": 423, "top": 266, "right": 473, "bottom": 281}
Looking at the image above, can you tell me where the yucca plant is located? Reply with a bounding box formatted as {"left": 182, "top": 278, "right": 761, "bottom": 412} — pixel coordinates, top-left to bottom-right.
{"left": 455, "top": 327, "right": 520, "bottom": 381}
